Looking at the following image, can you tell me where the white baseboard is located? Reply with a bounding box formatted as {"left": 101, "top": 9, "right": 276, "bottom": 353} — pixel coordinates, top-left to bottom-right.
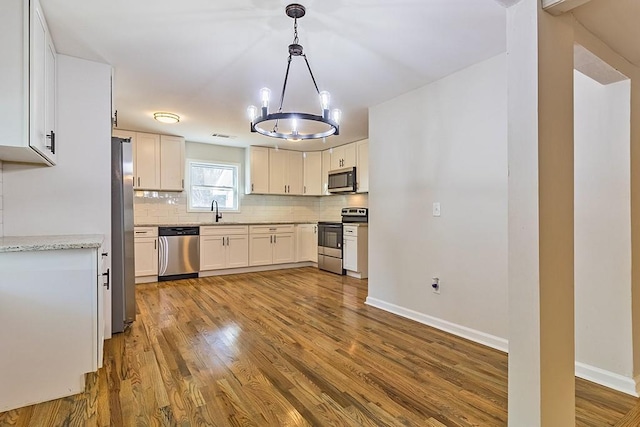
{"left": 365, "top": 297, "right": 640, "bottom": 397}
{"left": 575, "top": 362, "right": 639, "bottom": 397}
{"left": 199, "top": 262, "right": 315, "bottom": 277}
{"left": 365, "top": 297, "right": 508, "bottom": 353}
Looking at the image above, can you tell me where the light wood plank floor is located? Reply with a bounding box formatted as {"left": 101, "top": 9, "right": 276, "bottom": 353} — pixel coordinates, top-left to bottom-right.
{"left": 1, "top": 267, "right": 639, "bottom": 426}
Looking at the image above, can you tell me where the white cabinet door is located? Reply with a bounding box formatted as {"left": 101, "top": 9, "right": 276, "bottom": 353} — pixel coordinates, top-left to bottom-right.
{"left": 135, "top": 132, "right": 161, "bottom": 190}
{"left": 343, "top": 234, "right": 357, "bottom": 272}
{"left": 269, "top": 148, "right": 288, "bottom": 194}
{"left": 247, "top": 146, "right": 270, "bottom": 194}
{"left": 287, "top": 151, "right": 304, "bottom": 195}
{"left": 330, "top": 145, "right": 344, "bottom": 170}
{"left": 227, "top": 235, "right": 249, "bottom": 268}
{"left": 322, "top": 150, "right": 331, "bottom": 195}
{"left": 356, "top": 139, "right": 369, "bottom": 193}
{"left": 200, "top": 235, "right": 226, "bottom": 271}
{"left": 0, "top": 0, "right": 56, "bottom": 165}
{"left": 343, "top": 143, "right": 357, "bottom": 168}
{"left": 134, "top": 237, "right": 158, "bottom": 276}
{"left": 250, "top": 234, "right": 273, "bottom": 266}
{"left": 273, "top": 233, "right": 295, "bottom": 264}
{"left": 160, "top": 135, "right": 185, "bottom": 191}
{"left": 296, "top": 224, "right": 318, "bottom": 262}
{"left": 303, "top": 152, "right": 322, "bottom": 195}
{"left": 331, "top": 143, "right": 357, "bottom": 170}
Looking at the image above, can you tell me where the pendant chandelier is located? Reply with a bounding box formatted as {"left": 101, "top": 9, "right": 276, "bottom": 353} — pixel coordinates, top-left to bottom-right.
{"left": 247, "top": 3, "right": 341, "bottom": 141}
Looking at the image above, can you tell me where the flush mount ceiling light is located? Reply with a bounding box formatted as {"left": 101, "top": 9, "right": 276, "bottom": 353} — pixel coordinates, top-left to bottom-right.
{"left": 153, "top": 112, "right": 180, "bottom": 124}
{"left": 247, "top": 3, "right": 341, "bottom": 141}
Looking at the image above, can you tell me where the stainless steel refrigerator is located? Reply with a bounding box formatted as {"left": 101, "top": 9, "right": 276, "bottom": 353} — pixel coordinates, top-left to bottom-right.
{"left": 111, "top": 136, "right": 136, "bottom": 333}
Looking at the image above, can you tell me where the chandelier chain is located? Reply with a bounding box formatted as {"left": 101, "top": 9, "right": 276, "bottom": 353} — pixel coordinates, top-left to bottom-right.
{"left": 293, "top": 18, "right": 299, "bottom": 44}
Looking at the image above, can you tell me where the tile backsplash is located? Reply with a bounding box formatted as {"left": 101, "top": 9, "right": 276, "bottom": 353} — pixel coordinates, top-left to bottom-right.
{"left": 134, "top": 191, "right": 368, "bottom": 225}
{"left": 0, "top": 161, "right": 3, "bottom": 236}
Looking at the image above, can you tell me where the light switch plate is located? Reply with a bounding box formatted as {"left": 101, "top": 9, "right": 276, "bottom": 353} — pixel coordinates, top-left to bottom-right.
{"left": 433, "top": 202, "right": 441, "bottom": 217}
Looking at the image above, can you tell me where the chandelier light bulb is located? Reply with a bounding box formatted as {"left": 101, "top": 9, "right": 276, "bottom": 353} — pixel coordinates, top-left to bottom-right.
{"left": 319, "top": 91, "right": 331, "bottom": 110}
{"left": 260, "top": 87, "right": 271, "bottom": 108}
{"left": 247, "top": 105, "right": 258, "bottom": 121}
{"left": 331, "top": 109, "right": 342, "bottom": 125}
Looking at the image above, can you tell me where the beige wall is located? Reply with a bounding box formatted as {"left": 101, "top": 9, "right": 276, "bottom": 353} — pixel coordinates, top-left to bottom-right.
{"left": 368, "top": 53, "right": 509, "bottom": 344}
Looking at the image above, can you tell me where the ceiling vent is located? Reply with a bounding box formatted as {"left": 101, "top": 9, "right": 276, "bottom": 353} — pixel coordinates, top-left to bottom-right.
{"left": 211, "top": 133, "right": 235, "bottom": 139}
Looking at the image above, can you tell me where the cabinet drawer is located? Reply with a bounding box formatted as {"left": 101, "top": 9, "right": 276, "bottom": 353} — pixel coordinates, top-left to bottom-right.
{"left": 201, "top": 226, "right": 248, "bottom": 236}
{"left": 250, "top": 224, "right": 295, "bottom": 235}
{"left": 343, "top": 225, "right": 358, "bottom": 236}
{"left": 134, "top": 227, "right": 158, "bottom": 238}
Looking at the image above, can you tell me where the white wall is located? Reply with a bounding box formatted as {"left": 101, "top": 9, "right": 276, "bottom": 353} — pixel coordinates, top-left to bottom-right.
{"left": 0, "top": 161, "right": 3, "bottom": 236}
{"left": 574, "top": 71, "right": 633, "bottom": 380}
{"left": 367, "top": 54, "right": 509, "bottom": 344}
{"left": 133, "top": 141, "right": 368, "bottom": 225}
{"left": 3, "top": 55, "right": 112, "bottom": 333}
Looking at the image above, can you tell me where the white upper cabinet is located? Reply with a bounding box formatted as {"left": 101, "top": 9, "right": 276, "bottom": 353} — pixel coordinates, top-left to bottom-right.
{"left": 112, "top": 130, "right": 184, "bottom": 191}
{"left": 330, "top": 142, "right": 356, "bottom": 170}
{"left": 160, "top": 135, "right": 185, "bottom": 191}
{"left": 0, "top": 0, "right": 57, "bottom": 165}
{"left": 246, "top": 146, "right": 270, "bottom": 194}
{"left": 321, "top": 150, "right": 331, "bottom": 195}
{"left": 303, "top": 151, "right": 322, "bottom": 196}
{"left": 356, "top": 139, "right": 369, "bottom": 193}
{"left": 268, "top": 148, "right": 303, "bottom": 195}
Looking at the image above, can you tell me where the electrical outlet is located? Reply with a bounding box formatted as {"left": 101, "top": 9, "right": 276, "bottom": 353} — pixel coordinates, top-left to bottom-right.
{"left": 433, "top": 202, "right": 441, "bottom": 217}
{"left": 431, "top": 277, "right": 440, "bottom": 294}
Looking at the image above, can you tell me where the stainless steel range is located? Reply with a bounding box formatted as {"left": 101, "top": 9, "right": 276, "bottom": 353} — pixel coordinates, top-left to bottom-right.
{"left": 317, "top": 207, "right": 368, "bottom": 275}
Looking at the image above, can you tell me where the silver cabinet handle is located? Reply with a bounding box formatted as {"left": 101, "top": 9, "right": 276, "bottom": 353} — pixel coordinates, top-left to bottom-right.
{"left": 274, "top": 235, "right": 277, "bottom": 244}
{"left": 222, "top": 237, "right": 225, "bottom": 246}
{"left": 154, "top": 240, "right": 157, "bottom": 249}
{"left": 227, "top": 237, "right": 230, "bottom": 246}
{"left": 252, "top": 183, "right": 254, "bottom": 192}
{"left": 284, "top": 185, "right": 287, "bottom": 193}
{"left": 137, "top": 177, "right": 141, "bottom": 187}
{"left": 270, "top": 235, "right": 273, "bottom": 244}
{"left": 182, "top": 179, "right": 184, "bottom": 188}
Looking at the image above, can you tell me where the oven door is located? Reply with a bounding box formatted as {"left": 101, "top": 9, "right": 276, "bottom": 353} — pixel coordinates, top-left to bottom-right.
{"left": 318, "top": 223, "right": 343, "bottom": 258}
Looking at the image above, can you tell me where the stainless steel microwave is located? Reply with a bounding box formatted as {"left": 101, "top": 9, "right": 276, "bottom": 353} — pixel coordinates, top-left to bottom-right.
{"left": 328, "top": 167, "right": 357, "bottom": 193}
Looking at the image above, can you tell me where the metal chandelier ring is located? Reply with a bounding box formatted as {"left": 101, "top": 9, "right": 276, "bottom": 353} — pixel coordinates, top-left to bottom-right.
{"left": 251, "top": 112, "right": 339, "bottom": 140}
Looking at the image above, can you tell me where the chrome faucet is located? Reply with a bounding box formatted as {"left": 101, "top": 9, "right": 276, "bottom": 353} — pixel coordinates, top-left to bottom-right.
{"left": 211, "top": 200, "right": 222, "bottom": 223}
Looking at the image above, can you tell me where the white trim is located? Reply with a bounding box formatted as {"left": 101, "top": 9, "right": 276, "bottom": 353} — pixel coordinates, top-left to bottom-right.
{"left": 575, "top": 362, "right": 639, "bottom": 397}
{"left": 185, "top": 158, "right": 241, "bottom": 212}
{"left": 364, "top": 297, "right": 509, "bottom": 353}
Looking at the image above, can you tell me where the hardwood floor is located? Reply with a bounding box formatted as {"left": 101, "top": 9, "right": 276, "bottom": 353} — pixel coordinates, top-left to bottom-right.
{"left": 1, "top": 267, "right": 638, "bottom": 426}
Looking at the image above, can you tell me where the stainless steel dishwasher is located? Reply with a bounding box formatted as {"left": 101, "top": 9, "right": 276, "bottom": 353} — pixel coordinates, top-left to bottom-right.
{"left": 158, "top": 226, "right": 200, "bottom": 281}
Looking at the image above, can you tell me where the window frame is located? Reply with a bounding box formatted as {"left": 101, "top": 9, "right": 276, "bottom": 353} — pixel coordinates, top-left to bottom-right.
{"left": 186, "top": 159, "right": 241, "bottom": 213}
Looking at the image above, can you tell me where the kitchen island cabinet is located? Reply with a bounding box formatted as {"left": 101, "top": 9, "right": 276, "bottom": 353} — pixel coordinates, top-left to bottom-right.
{"left": 0, "top": 234, "right": 105, "bottom": 412}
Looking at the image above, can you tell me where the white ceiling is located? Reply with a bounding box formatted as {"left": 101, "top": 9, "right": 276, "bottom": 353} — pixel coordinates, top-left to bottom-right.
{"left": 40, "top": 0, "right": 639, "bottom": 151}
{"left": 39, "top": 0, "right": 507, "bottom": 151}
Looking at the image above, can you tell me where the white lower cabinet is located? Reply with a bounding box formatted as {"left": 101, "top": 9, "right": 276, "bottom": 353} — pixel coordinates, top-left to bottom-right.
{"left": 200, "top": 226, "right": 249, "bottom": 271}
{"left": 249, "top": 224, "right": 295, "bottom": 266}
{"left": 296, "top": 224, "right": 318, "bottom": 262}
{"left": 343, "top": 224, "right": 368, "bottom": 279}
{"left": 0, "top": 244, "right": 105, "bottom": 412}
{"left": 134, "top": 227, "right": 158, "bottom": 280}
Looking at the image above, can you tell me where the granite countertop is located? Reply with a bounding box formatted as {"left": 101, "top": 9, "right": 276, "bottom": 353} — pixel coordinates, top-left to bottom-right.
{"left": 135, "top": 221, "right": 321, "bottom": 227}
{"left": 0, "top": 234, "right": 105, "bottom": 253}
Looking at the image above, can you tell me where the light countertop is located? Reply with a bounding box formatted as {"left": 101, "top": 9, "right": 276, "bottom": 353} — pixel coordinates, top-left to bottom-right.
{"left": 0, "top": 234, "right": 104, "bottom": 253}
{"left": 135, "top": 221, "right": 321, "bottom": 227}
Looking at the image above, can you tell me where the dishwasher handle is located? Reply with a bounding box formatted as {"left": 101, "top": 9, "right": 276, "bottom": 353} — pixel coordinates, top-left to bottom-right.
{"left": 158, "top": 236, "right": 168, "bottom": 277}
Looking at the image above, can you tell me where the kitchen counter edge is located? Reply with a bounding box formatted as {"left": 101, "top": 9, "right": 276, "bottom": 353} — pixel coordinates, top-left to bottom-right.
{"left": 0, "top": 234, "right": 105, "bottom": 253}
{"left": 135, "top": 221, "right": 321, "bottom": 228}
